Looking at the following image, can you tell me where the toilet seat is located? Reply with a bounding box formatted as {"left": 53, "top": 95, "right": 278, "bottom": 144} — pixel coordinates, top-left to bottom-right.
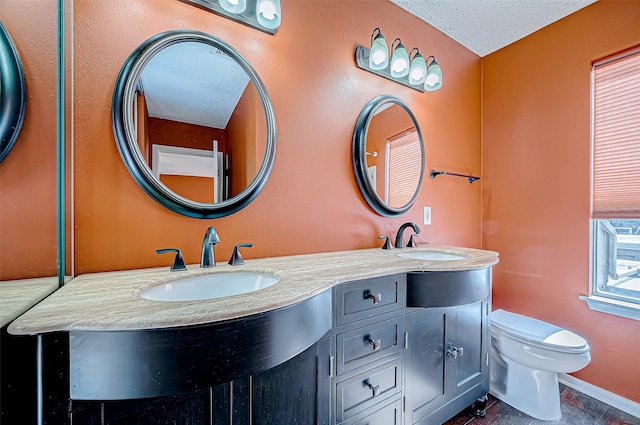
{"left": 492, "top": 309, "right": 589, "bottom": 354}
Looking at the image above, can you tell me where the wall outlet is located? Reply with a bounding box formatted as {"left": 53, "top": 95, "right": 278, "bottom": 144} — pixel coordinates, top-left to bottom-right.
{"left": 423, "top": 207, "right": 432, "bottom": 225}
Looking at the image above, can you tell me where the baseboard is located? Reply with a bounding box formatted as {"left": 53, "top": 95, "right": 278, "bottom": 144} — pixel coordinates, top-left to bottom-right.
{"left": 559, "top": 374, "right": 640, "bottom": 419}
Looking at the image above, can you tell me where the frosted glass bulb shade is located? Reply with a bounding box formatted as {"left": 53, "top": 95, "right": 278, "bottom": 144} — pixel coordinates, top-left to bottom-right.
{"left": 369, "top": 33, "right": 389, "bottom": 71}
{"left": 257, "top": 0, "right": 281, "bottom": 29}
{"left": 219, "top": 0, "right": 246, "bottom": 14}
{"left": 408, "top": 53, "right": 427, "bottom": 85}
{"left": 390, "top": 42, "right": 410, "bottom": 78}
{"left": 424, "top": 59, "right": 443, "bottom": 91}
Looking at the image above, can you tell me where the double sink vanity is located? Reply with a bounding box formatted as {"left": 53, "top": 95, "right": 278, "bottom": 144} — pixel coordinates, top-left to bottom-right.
{"left": 9, "top": 244, "right": 498, "bottom": 425}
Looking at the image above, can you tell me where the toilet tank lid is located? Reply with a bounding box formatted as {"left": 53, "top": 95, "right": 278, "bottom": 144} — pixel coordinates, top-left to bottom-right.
{"left": 492, "top": 309, "right": 589, "bottom": 350}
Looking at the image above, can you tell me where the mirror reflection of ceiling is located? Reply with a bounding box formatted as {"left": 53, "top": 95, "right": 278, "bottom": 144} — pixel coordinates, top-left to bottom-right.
{"left": 140, "top": 42, "right": 249, "bottom": 128}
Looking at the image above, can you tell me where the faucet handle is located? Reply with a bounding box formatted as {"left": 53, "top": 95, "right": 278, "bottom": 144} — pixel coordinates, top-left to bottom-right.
{"left": 228, "top": 243, "right": 253, "bottom": 266}
{"left": 156, "top": 248, "right": 187, "bottom": 272}
{"left": 407, "top": 234, "right": 418, "bottom": 248}
{"left": 378, "top": 235, "right": 392, "bottom": 250}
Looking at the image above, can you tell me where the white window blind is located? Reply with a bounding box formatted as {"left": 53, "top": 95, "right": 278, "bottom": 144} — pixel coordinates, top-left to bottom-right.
{"left": 387, "top": 128, "right": 422, "bottom": 208}
{"left": 592, "top": 47, "right": 640, "bottom": 219}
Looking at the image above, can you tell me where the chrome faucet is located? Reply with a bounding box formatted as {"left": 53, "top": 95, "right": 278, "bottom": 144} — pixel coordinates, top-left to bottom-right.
{"left": 200, "top": 226, "right": 220, "bottom": 268}
{"left": 395, "top": 222, "right": 420, "bottom": 248}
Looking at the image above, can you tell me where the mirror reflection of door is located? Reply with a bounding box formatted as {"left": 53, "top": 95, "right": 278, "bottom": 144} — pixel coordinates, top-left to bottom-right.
{"left": 133, "top": 41, "right": 266, "bottom": 205}
{"left": 365, "top": 104, "right": 422, "bottom": 209}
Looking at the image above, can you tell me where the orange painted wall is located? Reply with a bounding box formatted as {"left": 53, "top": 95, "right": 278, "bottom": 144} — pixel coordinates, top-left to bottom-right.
{"left": 148, "top": 117, "right": 226, "bottom": 162}
{"left": 72, "top": 0, "right": 482, "bottom": 275}
{"left": 0, "top": 1, "right": 58, "bottom": 280}
{"left": 482, "top": 0, "right": 640, "bottom": 403}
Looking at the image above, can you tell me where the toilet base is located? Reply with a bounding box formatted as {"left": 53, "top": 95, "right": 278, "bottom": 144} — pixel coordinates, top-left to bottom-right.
{"left": 490, "top": 359, "right": 562, "bottom": 421}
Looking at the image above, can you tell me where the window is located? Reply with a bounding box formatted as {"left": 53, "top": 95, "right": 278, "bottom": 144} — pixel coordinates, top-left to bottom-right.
{"left": 585, "top": 47, "right": 640, "bottom": 320}
{"left": 385, "top": 128, "right": 421, "bottom": 207}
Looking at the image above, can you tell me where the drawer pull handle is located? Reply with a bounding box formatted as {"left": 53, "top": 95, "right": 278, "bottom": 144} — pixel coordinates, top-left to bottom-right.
{"left": 364, "top": 292, "right": 382, "bottom": 304}
{"left": 367, "top": 383, "right": 380, "bottom": 398}
{"left": 367, "top": 337, "right": 381, "bottom": 352}
{"left": 446, "top": 346, "right": 464, "bottom": 359}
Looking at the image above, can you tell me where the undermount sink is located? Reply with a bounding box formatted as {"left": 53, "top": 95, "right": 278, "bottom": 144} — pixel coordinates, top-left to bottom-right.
{"left": 140, "top": 272, "right": 279, "bottom": 302}
{"left": 397, "top": 251, "right": 466, "bottom": 261}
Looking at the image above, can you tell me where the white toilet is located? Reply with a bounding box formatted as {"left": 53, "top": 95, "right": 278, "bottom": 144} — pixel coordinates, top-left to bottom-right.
{"left": 490, "top": 309, "right": 591, "bottom": 421}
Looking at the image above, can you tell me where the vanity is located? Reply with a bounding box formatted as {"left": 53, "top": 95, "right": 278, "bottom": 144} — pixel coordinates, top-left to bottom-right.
{"left": 8, "top": 246, "right": 498, "bottom": 425}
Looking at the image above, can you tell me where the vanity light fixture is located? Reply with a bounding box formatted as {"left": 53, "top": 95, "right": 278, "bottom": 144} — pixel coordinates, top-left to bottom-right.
{"left": 424, "top": 56, "right": 443, "bottom": 91}
{"left": 368, "top": 28, "right": 389, "bottom": 71}
{"left": 180, "top": 0, "right": 281, "bottom": 34}
{"left": 390, "top": 38, "right": 410, "bottom": 78}
{"left": 355, "top": 29, "right": 442, "bottom": 93}
{"left": 256, "top": 0, "right": 281, "bottom": 30}
{"left": 408, "top": 48, "right": 427, "bottom": 86}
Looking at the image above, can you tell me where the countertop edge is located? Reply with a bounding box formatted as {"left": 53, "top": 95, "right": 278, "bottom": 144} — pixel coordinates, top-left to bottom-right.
{"left": 7, "top": 246, "right": 499, "bottom": 335}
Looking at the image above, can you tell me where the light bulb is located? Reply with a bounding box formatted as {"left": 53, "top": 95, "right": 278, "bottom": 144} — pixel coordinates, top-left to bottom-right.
{"left": 425, "top": 73, "right": 440, "bottom": 86}
{"left": 257, "top": 0, "right": 281, "bottom": 29}
{"left": 368, "top": 28, "right": 389, "bottom": 71}
{"left": 390, "top": 39, "right": 409, "bottom": 78}
{"left": 219, "top": 0, "right": 246, "bottom": 14}
{"left": 408, "top": 49, "right": 427, "bottom": 85}
{"left": 424, "top": 57, "right": 443, "bottom": 91}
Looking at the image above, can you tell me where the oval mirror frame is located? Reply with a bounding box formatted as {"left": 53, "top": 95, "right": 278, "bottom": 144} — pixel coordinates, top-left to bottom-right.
{"left": 112, "top": 30, "right": 276, "bottom": 219}
{"left": 352, "top": 95, "right": 425, "bottom": 217}
{"left": 0, "top": 22, "right": 27, "bottom": 163}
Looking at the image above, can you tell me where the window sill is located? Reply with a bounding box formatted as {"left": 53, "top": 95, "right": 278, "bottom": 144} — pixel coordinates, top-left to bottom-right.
{"left": 580, "top": 295, "right": 640, "bottom": 321}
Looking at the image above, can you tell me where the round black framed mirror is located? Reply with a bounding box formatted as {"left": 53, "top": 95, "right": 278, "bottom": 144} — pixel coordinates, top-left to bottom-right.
{"left": 0, "top": 22, "right": 27, "bottom": 163}
{"left": 352, "top": 95, "right": 425, "bottom": 217}
{"left": 112, "top": 30, "right": 276, "bottom": 219}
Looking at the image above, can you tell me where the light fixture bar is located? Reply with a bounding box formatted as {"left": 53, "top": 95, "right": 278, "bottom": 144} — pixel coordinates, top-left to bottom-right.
{"left": 180, "top": 0, "right": 280, "bottom": 35}
{"left": 355, "top": 45, "right": 425, "bottom": 92}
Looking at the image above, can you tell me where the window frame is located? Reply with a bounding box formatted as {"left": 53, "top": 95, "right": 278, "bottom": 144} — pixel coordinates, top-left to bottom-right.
{"left": 584, "top": 47, "right": 640, "bottom": 321}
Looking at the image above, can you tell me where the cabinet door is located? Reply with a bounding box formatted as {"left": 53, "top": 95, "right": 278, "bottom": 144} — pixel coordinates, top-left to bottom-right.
{"left": 405, "top": 307, "right": 448, "bottom": 425}
{"left": 250, "top": 337, "right": 331, "bottom": 425}
{"left": 1, "top": 329, "right": 39, "bottom": 425}
{"left": 449, "top": 301, "right": 488, "bottom": 399}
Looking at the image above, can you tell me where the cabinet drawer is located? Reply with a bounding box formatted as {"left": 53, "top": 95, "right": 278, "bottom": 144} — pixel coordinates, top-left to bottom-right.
{"left": 336, "top": 317, "right": 402, "bottom": 375}
{"left": 340, "top": 396, "right": 402, "bottom": 425}
{"left": 336, "top": 357, "right": 401, "bottom": 423}
{"left": 336, "top": 275, "right": 404, "bottom": 325}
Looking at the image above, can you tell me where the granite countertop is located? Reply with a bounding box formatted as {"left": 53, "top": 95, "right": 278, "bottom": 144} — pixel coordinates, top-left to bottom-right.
{"left": 0, "top": 277, "right": 60, "bottom": 328}
{"left": 8, "top": 246, "right": 498, "bottom": 335}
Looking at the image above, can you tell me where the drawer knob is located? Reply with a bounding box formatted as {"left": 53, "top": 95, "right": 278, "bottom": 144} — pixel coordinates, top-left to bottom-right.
{"left": 364, "top": 292, "right": 382, "bottom": 304}
{"left": 367, "top": 383, "right": 380, "bottom": 398}
{"left": 446, "top": 346, "right": 464, "bottom": 359}
{"left": 366, "top": 337, "right": 381, "bottom": 352}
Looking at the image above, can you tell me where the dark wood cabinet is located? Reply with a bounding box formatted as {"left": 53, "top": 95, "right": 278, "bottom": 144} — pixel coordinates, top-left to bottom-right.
{"left": 405, "top": 307, "right": 448, "bottom": 424}
{"left": 1, "top": 327, "right": 38, "bottom": 425}
{"left": 405, "top": 300, "right": 490, "bottom": 425}
{"left": 68, "top": 337, "right": 331, "bottom": 425}
{"left": 28, "top": 268, "right": 492, "bottom": 425}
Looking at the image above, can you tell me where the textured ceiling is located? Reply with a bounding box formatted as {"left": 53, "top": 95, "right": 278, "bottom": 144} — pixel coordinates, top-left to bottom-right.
{"left": 141, "top": 42, "right": 249, "bottom": 128}
{"left": 390, "top": 0, "right": 597, "bottom": 57}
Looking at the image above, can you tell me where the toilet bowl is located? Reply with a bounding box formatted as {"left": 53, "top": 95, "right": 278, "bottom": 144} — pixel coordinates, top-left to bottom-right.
{"left": 490, "top": 309, "right": 591, "bottom": 421}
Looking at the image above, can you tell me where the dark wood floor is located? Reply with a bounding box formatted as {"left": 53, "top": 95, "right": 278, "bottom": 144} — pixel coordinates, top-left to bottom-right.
{"left": 445, "top": 385, "right": 640, "bottom": 425}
